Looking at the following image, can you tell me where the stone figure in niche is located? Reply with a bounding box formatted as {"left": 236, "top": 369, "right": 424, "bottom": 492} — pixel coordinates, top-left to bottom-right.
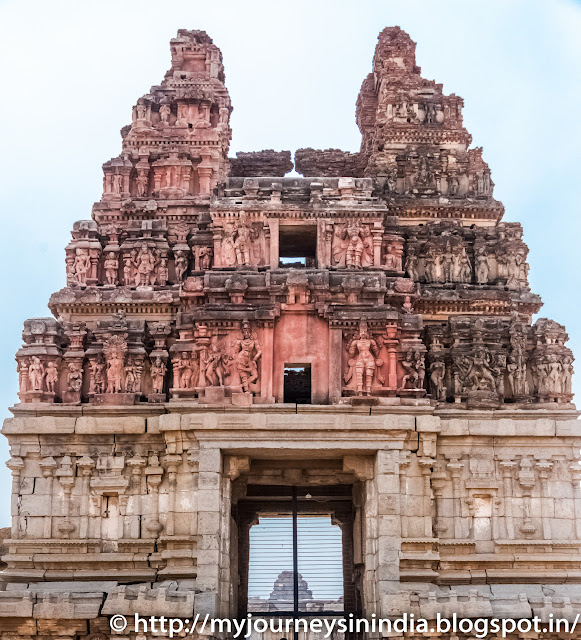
{"left": 424, "top": 253, "right": 442, "bottom": 283}
{"left": 103, "top": 336, "right": 127, "bottom": 393}
{"left": 233, "top": 321, "right": 262, "bottom": 393}
{"left": 17, "top": 360, "right": 28, "bottom": 393}
{"left": 221, "top": 223, "right": 238, "bottom": 266}
{"left": 123, "top": 255, "right": 134, "bottom": 285}
{"left": 28, "top": 356, "right": 45, "bottom": 391}
{"left": 174, "top": 251, "right": 189, "bottom": 282}
{"left": 383, "top": 244, "right": 402, "bottom": 271}
{"left": 475, "top": 251, "right": 489, "bottom": 285}
{"left": 124, "top": 356, "right": 141, "bottom": 393}
{"left": 448, "top": 175, "right": 459, "bottom": 196}
{"left": 136, "top": 103, "right": 147, "bottom": 120}
{"left": 442, "top": 248, "right": 454, "bottom": 283}
{"left": 73, "top": 249, "right": 91, "bottom": 286}
{"left": 405, "top": 251, "right": 419, "bottom": 281}
{"left": 492, "top": 353, "right": 506, "bottom": 398}
{"left": 90, "top": 356, "right": 106, "bottom": 394}
{"left": 157, "top": 258, "right": 169, "bottom": 285}
{"left": 462, "top": 348, "right": 496, "bottom": 392}
{"left": 136, "top": 172, "right": 149, "bottom": 197}
{"left": 133, "top": 245, "right": 158, "bottom": 287}
{"left": 112, "top": 173, "right": 123, "bottom": 194}
{"left": 45, "top": 361, "right": 59, "bottom": 394}
{"left": 416, "top": 156, "right": 434, "bottom": 187}
{"left": 233, "top": 213, "right": 253, "bottom": 266}
{"left": 401, "top": 350, "right": 425, "bottom": 389}
{"left": 402, "top": 295, "right": 414, "bottom": 314}
{"left": 174, "top": 353, "right": 197, "bottom": 389}
{"left": 345, "top": 321, "right": 381, "bottom": 396}
{"left": 458, "top": 251, "right": 472, "bottom": 283}
{"left": 150, "top": 356, "right": 167, "bottom": 394}
{"left": 334, "top": 221, "right": 372, "bottom": 269}
{"left": 430, "top": 360, "right": 446, "bottom": 400}
{"left": 103, "top": 252, "right": 119, "bottom": 286}
{"left": 66, "top": 256, "right": 76, "bottom": 285}
{"left": 159, "top": 104, "right": 171, "bottom": 124}
{"left": 385, "top": 168, "right": 397, "bottom": 193}
{"left": 203, "top": 344, "right": 225, "bottom": 387}
{"left": 199, "top": 246, "right": 213, "bottom": 270}
{"left": 424, "top": 103, "right": 437, "bottom": 124}
{"left": 67, "top": 362, "right": 83, "bottom": 394}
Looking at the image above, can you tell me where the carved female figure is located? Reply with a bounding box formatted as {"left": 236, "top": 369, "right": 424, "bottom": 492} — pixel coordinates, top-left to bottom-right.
{"left": 174, "top": 251, "right": 189, "bottom": 282}
{"left": 175, "top": 353, "right": 195, "bottom": 389}
{"left": 28, "top": 356, "right": 45, "bottom": 391}
{"left": 345, "top": 322, "right": 380, "bottom": 396}
{"left": 405, "top": 252, "right": 418, "bottom": 281}
{"left": 199, "top": 246, "right": 213, "bottom": 270}
{"left": 459, "top": 251, "right": 472, "bottom": 283}
{"left": 430, "top": 360, "right": 446, "bottom": 400}
{"left": 204, "top": 344, "right": 224, "bottom": 387}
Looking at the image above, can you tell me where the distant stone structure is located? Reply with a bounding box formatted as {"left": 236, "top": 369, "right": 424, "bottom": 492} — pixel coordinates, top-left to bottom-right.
{"left": 1, "top": 26, "right": 579, "bottom": 640}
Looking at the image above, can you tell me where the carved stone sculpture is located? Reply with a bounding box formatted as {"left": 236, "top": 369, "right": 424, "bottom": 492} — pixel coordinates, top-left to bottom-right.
{"left": 103, "top": 252, "right": 119, "bottom": 285}
{"left": 103, "top": 336, "right": 127, "bottom": 393}
{"left": 150, "top": 356, "right": 167, "bottom": 394}
{"left": 233, "top": 321, "right": 262, "bottom": 394}
{"left": 345, "top": 321, "right": 381, "bottom": 395}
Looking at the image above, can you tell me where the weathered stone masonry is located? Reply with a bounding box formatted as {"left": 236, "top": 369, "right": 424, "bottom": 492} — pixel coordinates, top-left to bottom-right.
{"left": 1, "top": 26, "right": 580, "bottom": 640}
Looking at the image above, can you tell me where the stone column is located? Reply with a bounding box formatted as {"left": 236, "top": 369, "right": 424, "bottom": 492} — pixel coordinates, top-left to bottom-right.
{"left": 571, "top": 463, "right": 581, "bottom": 539}
{"left": 371, "top": 225, "right": 383, "bottom": 267}
{"left": 162, "top": 454, "right": 182, "bottom": 537}
{"left": 260, "top": 322, "right": 274, "bottom": 401}
{"left": 77, "top": 456, "right": 95, "bottom": 539}
{"left": 375, "top": 450, "right": 403, "bottom": 616}
{"left": 268, "top": 219, "right": 279, "bottom": 269}
{"left": 195, "top": 447, "right": 223, "bottom": 610}
{"left": 447, "top": 457, "right": 465, "bottom": 540}
{"left": 328, "top": 325, "right": 343, "bottom": 404}
{"left": 500, "top": 460, "right": 516, "bottom": 539}
{"left": 536, "top": 460, "right": 553, "bottom": 541}
{"left": 6, "top": 457, "right": 24, "bottom": 540}
{"left": 419, "top": 457, "right": 435, "bottom": 538}
{"left": 39, "top": 456, "right": 57, "bottom": 540}
{"left": 127, "top": 456, "right": 146, "bottom": 539}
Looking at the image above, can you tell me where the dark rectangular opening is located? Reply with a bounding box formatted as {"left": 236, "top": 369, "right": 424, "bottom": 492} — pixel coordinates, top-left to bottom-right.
{"left": 284, "top": 365, "right": 312, "bottom": 404}
{"left": 279, "top": 225, "right": 317, "bottom": 268}
{"left": 237, "top": 484, "right": 355, "bottom": 617}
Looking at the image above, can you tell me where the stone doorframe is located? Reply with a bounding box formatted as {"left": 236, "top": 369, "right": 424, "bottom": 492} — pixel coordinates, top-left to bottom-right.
{"left": 158, "top": 409, "right": 420, "bottom": 618}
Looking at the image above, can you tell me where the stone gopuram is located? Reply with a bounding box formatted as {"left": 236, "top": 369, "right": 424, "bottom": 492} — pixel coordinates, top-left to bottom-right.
{"left": 2, "top": 26, "right": 580, "bottom": 640}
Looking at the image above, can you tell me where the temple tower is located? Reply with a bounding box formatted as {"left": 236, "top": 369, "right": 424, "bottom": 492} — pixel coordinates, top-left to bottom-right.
{"left": 1, "top": 27, "right": 579, "bottom": 640}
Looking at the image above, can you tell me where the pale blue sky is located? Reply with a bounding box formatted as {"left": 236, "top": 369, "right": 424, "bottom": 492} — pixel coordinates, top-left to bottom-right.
{"left": 0, "top": 0, "right": 580, "bottom": 526}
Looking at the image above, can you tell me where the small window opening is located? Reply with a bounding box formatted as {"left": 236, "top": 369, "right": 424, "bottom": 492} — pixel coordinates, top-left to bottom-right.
{"left": 279, "top": 225, "right": 317, "bottom": 268}
{"left": 284, "top": 365, "right": 311, "bottom": 404}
